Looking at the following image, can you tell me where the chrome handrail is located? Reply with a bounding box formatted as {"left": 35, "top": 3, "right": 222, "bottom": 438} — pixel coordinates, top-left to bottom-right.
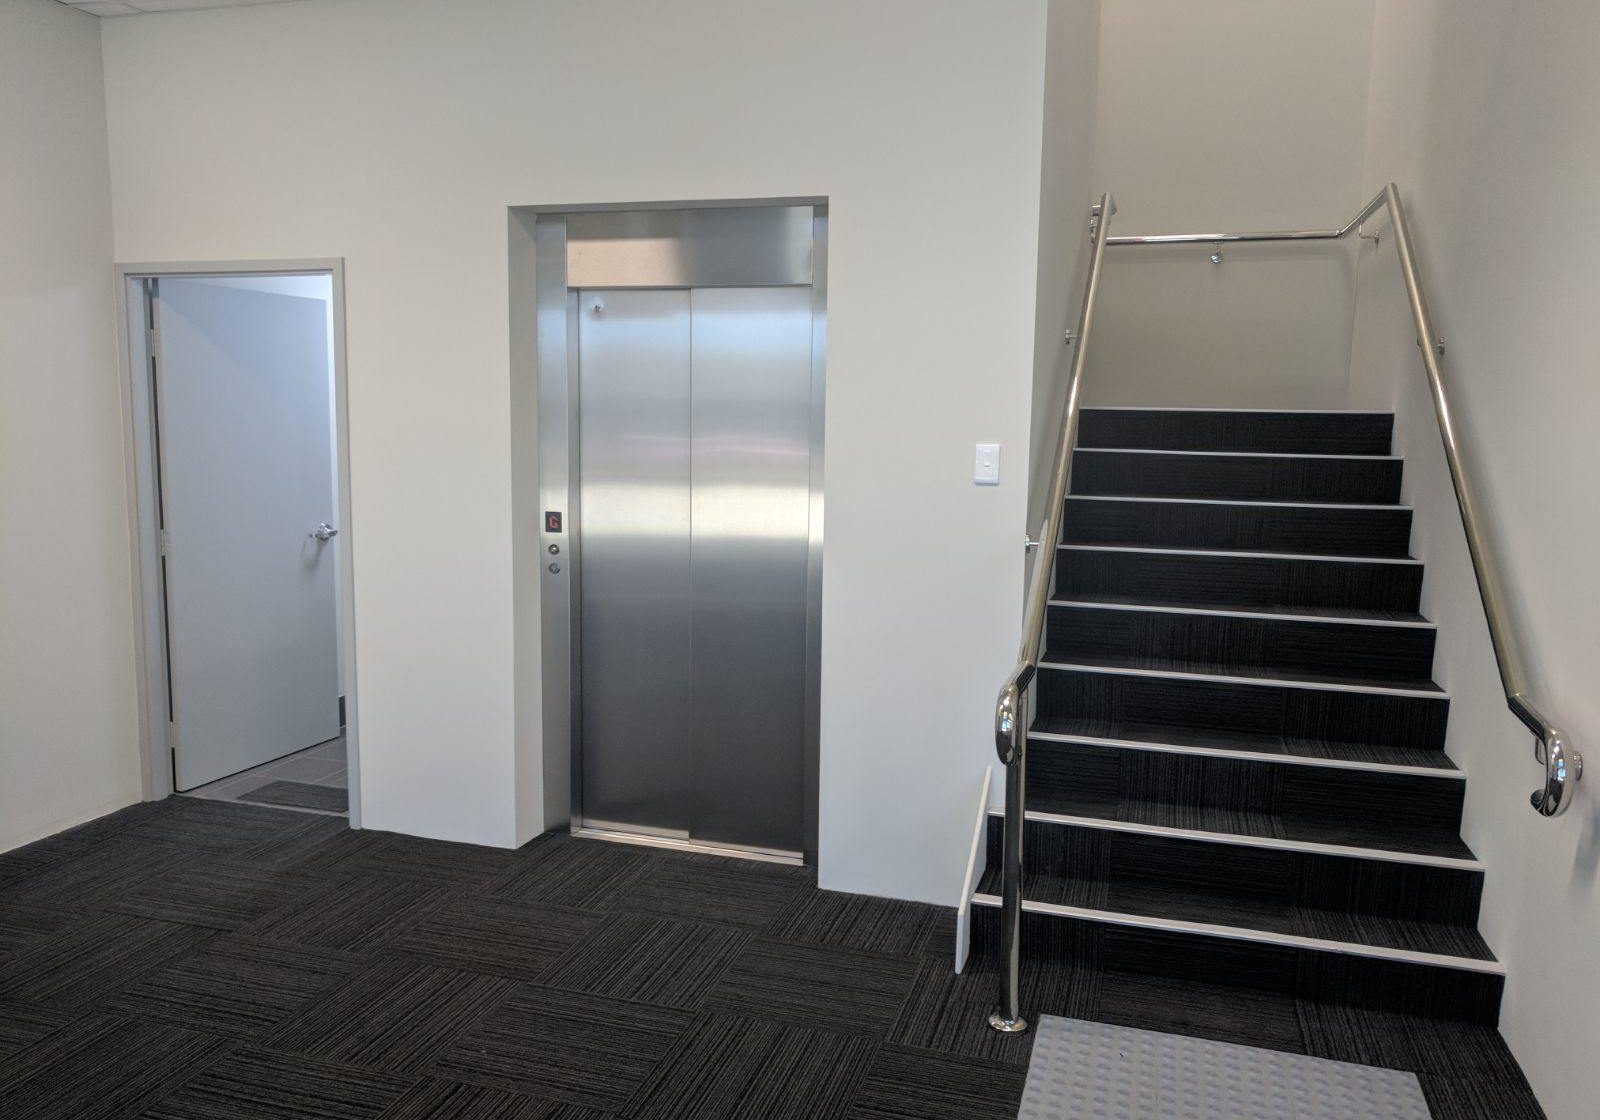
{"left": 988, "top": 193, "right": 1115, "bottom": 1035}
{"left": 1104, "top": 191, "right": 1384, "bottom": 246}
{"left": 1105, "top": 183, "right": 1581, "bottom": 817}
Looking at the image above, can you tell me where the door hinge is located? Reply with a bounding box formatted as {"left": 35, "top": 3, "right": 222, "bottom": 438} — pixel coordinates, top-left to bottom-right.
{"left": 160, "top": 529, "right": 172, "bottom": 556}
{"left": 168, "top": 721, "right": 179, "bottom": 750}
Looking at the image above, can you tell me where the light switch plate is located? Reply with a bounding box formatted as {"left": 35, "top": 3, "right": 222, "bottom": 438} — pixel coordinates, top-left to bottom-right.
{"left": 974, "top": 442, "right": 1001, "bottom": 485}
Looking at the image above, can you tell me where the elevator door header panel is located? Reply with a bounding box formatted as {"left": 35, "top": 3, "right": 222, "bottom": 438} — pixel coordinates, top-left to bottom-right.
{"left": 567, "top": 206, "right": 813, "bottom": 289}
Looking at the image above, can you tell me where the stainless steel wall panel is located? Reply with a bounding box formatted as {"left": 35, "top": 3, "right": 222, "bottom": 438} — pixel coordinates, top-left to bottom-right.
{"left": 803, "top": 209, "right": 828, "bottom": 863}
{"left": 576, "top": 289, "right": 694, "bottom": 836}
{"left": 567, "top": 207, "right": 813, "bottom": 289}
{"left": 688, "top": 286, "right": 814, "bottom": 851}
{"left": 533, "top": 215, "right": 576, "bottom": 828}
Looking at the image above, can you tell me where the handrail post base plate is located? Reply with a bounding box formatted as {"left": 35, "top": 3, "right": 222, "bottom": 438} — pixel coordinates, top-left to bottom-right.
{"left": 988, "top": 1010, "right": 1030, "bottom": 1034}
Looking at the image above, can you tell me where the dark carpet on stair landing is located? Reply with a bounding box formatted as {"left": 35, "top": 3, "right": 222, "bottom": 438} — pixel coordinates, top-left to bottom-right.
{"left": 0, "top": 798, "right": 1544, "bottom": 1120}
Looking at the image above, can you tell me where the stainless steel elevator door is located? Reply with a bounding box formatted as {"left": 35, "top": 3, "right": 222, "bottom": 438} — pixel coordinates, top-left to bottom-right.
{"left": 576, "top": 285, "right": 813, "bottom": 854}
{"left": 688, "top": 287, "right": 812, "bottom": 851}
{"left": 577, "top": 289, "right": 693, "bottom": 837}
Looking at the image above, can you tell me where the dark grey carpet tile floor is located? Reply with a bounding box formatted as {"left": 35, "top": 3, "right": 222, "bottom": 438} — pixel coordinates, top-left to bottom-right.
{"left": 704, "top": 936, "right": 920, "bottom": 1036}
{"left": 239, "top": 780, "right": 350, "bottom": 813}
{"left": 313, "top": 830, "right": 524, "bottom": 886}
{"left": 887, "top": 959, "right": 1041, "bottom": 1068}
{"left": 768, "top": 888, "right": 942, "bottom": 956}
{"left": 1295, "top": 1000, "right": 1529, "bottom": 1080}
{"left": 1094, "top": 970, "right": 1307, "bottom": 1054}
{"left": 612, "top": 856, "right": 812, "bottom": 929}
{"left": 0, "top": 900, "right": 77, "bottom": 958}
{"left": 916, "top": 908, "right": 958, "bottom": 961}
{"left": 103, "top": 935, "right": 363, "bottom": 1038}
{"left": 543, "top": 912, "right": 749, "bottom": 1010}
{"left": 139, "top": 1046, "right": 412, "bottom": 1120}
{"left": 0, "top": 838, "right": 193, "bottom": 910}
{"left": 0, "top": 1000, "right": 77, "bottom": 1059}
{"left": 392, "top": 894, "right": 600, "bottom": 982}
{"left": 231, "top": 813, "right": 365, "bottom": 872}
{"left": 240, "top": 871, "right": 453, "bottom": 953}
{"left": 0, "top": 913, "right": 215, "bottom": 1009}
{"left": 845, "top": 1043, "right": 1027, "bottom": 1120}
{"left": 0, "top": 799, "right": 1549, "bottom": 1119}
{"left": 119, "top": 796, "right": 330, "bottom": 852}
{"left": 378, "top": 1077, "right": 613, "bottom": 1120}
{"left": 0, "top": 832, "right": 97, "bottom": 884}
{"left": 110, "top": 860, "right": 326, "bottom": 930}
{"left": 52, "top": 800, "right": 177, "bottom": 843}
{"left": 436, "top": 985, "right": 693, "bottom": 1112}
{"left": 1419, "top": 1074, "right": 1549, "bottom": 1120}
{"left": 0, "top": 1013, "right": 229, "bottom": 1120}
{"left": 265, "top": 959, "right": 517, "bottom": 1076}
{"left": 481, "top": 835, "right": 650, "bottom": 910}
{"left": 622, "top": 1012, "right": 877, "bottom": 1120}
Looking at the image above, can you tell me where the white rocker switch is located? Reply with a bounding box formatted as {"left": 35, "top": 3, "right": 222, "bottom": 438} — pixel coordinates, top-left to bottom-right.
{"left": 974, "top": 442, "right": 1001, "bottom": 485}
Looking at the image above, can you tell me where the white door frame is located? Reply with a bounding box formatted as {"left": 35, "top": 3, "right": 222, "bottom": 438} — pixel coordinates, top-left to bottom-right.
{"left": 114, "top": 258, "right": 361, "bottom": 828}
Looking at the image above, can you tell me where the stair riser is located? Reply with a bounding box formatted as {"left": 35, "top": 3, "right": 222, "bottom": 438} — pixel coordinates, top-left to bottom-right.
{"left": 1045, "top": 605, "right": 1437, "bottom": 682}
{"left": 1025, "top": 742, "right": 1465, "bottom": 841}
{"left": 1061, "top": 498, "right": 1413, "bottom": 557}
{"left": 985, "top": 814, "right": 1481, "bottom": 927}
{"left": 1056, "top": 549, "right": 1424, "bottom": 612}
{"left": 968, "top": 905, "right": 1502, "bottom": 1024}
{"left": 1072, "top": 450, "right": 1403, "bottom": 503}
{"left": 1034, "top": 668, "right": 1449, "bottom": 750}
{"left": 1078, "top": 410, "right": 1394, "bottom": 455}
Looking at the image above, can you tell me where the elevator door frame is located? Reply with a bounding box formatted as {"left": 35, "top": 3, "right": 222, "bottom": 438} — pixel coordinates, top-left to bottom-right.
{"left": 532, "top": 202, "right": 826, "bottom": 866}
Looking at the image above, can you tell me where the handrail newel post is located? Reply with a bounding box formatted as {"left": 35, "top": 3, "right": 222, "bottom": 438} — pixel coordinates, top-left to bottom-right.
{"left": 988, "top": 193, "right": 1115, "bottom": 1034}
{"left": 988, "top": 685, "right": 1029, "bottom": 1034}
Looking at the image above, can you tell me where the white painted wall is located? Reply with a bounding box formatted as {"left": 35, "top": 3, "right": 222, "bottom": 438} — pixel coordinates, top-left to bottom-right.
{"left": 1027, "top": 0, "right": 1102, "bottom": 531}
{"left": 0, "top": 0, "right": 141, "bottom": 851}
{"left": 1350, "top": 5, "right": 1600, "bottom": 1117}
{"left": 101, "top": 0, "right": 1051, "bottom": 900}
{"left": 1084, "top": 0, "right": 1374, "bottom": 407}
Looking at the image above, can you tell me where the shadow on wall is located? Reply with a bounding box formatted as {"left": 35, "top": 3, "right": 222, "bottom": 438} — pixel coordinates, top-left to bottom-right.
{"left": 1085, "top": 238, "right": 1359, "bottom": 409}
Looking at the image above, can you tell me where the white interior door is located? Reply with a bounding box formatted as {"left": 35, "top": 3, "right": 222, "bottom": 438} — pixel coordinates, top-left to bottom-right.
{"left": 154, "top": 277, "right": 340, "bottom": 791}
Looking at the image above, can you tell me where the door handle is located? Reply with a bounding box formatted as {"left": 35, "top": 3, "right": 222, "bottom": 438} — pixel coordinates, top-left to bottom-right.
{"left": 310, "top": 522, "right": 339, "bottom": 542}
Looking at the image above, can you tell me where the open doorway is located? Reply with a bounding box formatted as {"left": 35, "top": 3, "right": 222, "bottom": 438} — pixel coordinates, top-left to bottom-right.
{"left": 118, "top": 261, "right": 358, "bottom": 822}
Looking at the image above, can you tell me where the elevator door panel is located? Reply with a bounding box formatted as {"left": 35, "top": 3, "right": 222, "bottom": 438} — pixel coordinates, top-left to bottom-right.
{"left": 689, "top": 287, "right": 812, "bottom": 851}
{"left": 575, "top": 284, "right": 813, "bottom": 855}
{"left": 577, "top": 289, "right": 693, "bottom": 836}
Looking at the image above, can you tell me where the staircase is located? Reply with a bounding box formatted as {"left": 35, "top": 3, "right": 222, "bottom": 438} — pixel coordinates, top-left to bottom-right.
{"left": 969, "top": 406, "right": 1504, "bottom": 1026}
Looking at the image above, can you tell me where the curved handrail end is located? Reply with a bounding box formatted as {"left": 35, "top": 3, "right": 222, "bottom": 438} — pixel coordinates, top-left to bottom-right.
{"left": 1530, "top": 726, "right": 1583, "bottom": 817}
{"left": 994, "top": 682, "right": 1020, "bottom": 766}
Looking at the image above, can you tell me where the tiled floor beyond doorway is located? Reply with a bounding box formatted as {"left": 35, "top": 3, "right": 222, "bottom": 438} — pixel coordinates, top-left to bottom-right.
{"left": 181, "top": 735, "right": 347, "bottom": 816}
{"left": 0, "top": 799, "right": 1544, "bottom": 1119}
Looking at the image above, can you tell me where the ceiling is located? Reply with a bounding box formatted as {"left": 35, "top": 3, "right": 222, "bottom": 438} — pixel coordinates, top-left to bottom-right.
{"left": 58, "top": 0, "right": 298, "bottom": 16}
